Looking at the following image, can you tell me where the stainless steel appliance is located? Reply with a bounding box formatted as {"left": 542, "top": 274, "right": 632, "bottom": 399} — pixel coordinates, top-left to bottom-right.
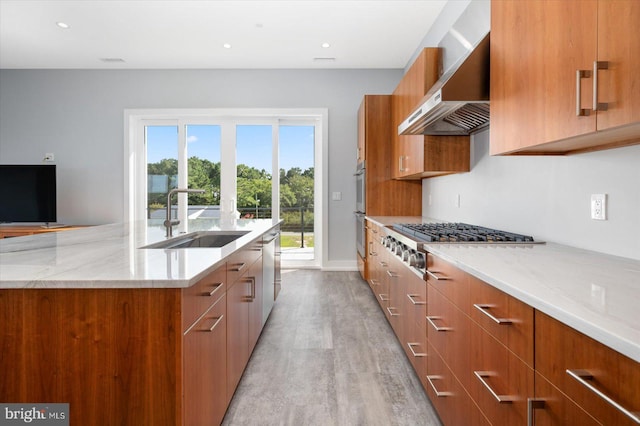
{"left": 382, "top": 222, "right": 538, "bottom": 278}
{"left": 355, "top": 161, "right": 366, "bottom": 259}
{"left": 355, "top": 212, "right": 366, "bottom": 258}
{"left": 355, "top": 161, "right": 365, "bottom": 214}
{"left": 262, "top": 228, "right": 279, "bottom": 326}
{"left": 398, "top": 2, "right": 491, "bottom": 136}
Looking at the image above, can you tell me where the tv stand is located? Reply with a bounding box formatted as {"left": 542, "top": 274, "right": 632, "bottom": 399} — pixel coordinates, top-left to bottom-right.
{"left": 0, "top": 225, "right": 85, "bottom": 239}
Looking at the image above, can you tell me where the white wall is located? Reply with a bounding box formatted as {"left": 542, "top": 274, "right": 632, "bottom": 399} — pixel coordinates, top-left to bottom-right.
{"left": 423, "top": 131, "right": 640, "bottom": 260}
{"left": 0, "top": 68, "right": 402, "bottom": 267}
{"left": 415, "top": 0, "right": 640, "bottom": 261}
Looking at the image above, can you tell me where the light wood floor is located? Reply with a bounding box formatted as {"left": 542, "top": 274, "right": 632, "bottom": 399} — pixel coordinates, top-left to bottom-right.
{"left": 222, "top": 269, "right": 442, "bottom": 426}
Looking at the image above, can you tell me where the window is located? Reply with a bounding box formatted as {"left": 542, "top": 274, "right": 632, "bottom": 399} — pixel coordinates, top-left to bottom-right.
{"left": 125, "top": 109, "right": 327, "bottom": 268}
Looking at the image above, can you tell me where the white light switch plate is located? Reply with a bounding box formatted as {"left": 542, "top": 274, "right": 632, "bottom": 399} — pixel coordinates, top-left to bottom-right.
{"left": 332, "top": 191, "right": 342, "bottom": 201}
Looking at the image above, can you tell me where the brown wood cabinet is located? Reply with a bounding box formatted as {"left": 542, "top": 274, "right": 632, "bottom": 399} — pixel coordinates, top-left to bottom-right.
{"left": 535, "top": 311, "right": 640, "bottom": 425}
{"left": 0, "top": 227, "right": 279, "bottom": 425}
{"left": 358, "top": 95, "right": 422, "bottom": 215}
{"left": 226, "top": 240, "right": 263, "bottom": 399}
{"left": 426, "top": 253, "right": 536, "bottom": 425}
{"left": 183, "top": 293, "right": 227, "bottom": 426}
{"left": 391, "top": 48, "right": 470, "bottom": 179}
{"left": 490, "top": 0, "right": 640, "bottom": 155}
{"left": 0, "top": 225, "right": 87, "bottom": 238}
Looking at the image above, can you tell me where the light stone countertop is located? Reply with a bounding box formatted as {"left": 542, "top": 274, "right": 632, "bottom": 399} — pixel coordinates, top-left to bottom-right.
{"left": 367, "top": 216, "right": 640, "bottom": 363}
{"left": 0, "top": 218, "right": 281, "bottom": 289}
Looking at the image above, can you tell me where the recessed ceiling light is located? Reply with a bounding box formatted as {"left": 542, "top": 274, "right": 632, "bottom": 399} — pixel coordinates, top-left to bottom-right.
{"left": 313, "top": 57, "right": 336, "bottom": 63}
{"left": 321, "top": 42, "right": 331, "bottom": 48}
{"left": 223, "top": 43, "right": 232, "bottom": 49}
{"left": 56, "top": 22, "right": 70, "bottom": 29}
{"left": 100, "top": 58, "right": 125, "bottom": 63}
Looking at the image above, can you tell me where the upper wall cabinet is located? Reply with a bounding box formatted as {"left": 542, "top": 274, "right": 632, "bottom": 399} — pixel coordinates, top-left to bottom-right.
{"left": 392, "top": 48, "right": 470, "bottom": 179}
{"left": 490, "top": 0, "right": 640, "bottom": 155}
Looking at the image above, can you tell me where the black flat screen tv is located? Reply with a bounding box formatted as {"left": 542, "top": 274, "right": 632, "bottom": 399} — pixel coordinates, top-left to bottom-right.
{"left": 0, "top": 164, "right": 57, "bottom": 224}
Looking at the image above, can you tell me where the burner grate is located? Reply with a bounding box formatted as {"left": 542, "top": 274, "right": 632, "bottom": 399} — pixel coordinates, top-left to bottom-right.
{"left": 392, "top": 223, "right": 534, "bottom": 243}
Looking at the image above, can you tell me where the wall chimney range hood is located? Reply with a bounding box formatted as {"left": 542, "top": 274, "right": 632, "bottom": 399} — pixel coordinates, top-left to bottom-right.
{"left": 398, "top": 33, "right": 490, "bottom": 136}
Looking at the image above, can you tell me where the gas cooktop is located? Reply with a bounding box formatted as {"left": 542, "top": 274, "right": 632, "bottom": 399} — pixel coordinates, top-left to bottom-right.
{"left": 392, "top": 222, "right": 535, "bottom": 243}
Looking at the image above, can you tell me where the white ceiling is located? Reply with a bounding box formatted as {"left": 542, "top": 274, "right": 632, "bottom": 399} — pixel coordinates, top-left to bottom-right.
{"left": 0, "top": 0, "right": 447, "bottom": 70}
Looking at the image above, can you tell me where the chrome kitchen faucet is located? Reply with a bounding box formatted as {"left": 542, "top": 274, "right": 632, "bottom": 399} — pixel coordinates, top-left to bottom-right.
{"left": 164, "top": 188, "right": 206, "bottom": 238}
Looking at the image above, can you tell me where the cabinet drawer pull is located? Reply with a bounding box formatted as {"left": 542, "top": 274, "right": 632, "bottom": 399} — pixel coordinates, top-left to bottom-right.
{"left": 231, "top": 262, "right": 246, "bottom": 272}
{"left": 566, "top": 369, "right": 640, "bottom": 424}
{"left": 527, "top": 399, "right": 546, "bottom": 426}
{"left": 407, "top": 342, "right": 426, "bottom": 357}
{"left": 378, "top": 294, "right": 389, "bottom": 302}
{"left": 426, "top": 270, "right": 450, "bottom": 281}
{"left": 386, "top": 307, "right": 399, "bottom": 317}
{"left": 201, "top": 315, "right": 224, "bottom": 332}
{"left": 386, "top": 270, "right": 399, "bottom": 278}
{"left": 593, "top": 61, "right": 609, "bottom": 112}
{"left": 249, "top": 276, "right": 256, "bottom": 301}
{"left": 576, "top": 69, "right": 592, "bottom": 116}
{"left": 473, "top": 304, "right": 513, "bottom": 325}
{"left": 204, "top": 283, "right": 223, "bottom": 297}
{"left": 426, "top": 316, "right": 451, "bottom": 332}
{"left": 369, "top": 279, "right": 379, "bottom": 287}
{"left": 407, "top": 294, "right": 426, "bottom": 305}
{"left": 379, "top": 261, "right": 388, "bottom": 267}
{"left": 474, "top": 371, "right": 515, "bottom": 403}
{"left": 426, "top": 375, "right": 452, "bottom": 397}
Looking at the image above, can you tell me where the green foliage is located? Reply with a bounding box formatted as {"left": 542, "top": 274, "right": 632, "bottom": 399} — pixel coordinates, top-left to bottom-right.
{"left": 146, "top": 159, "right": 314, "bottom": 213}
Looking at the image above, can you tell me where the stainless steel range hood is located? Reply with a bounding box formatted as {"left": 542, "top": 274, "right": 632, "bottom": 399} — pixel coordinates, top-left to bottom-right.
{"left": 398, "top": 33, "right": 490, "bottom": 136}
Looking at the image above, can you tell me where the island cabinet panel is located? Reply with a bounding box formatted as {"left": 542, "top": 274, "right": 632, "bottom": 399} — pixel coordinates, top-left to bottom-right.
{"left": 0, "top": 288, "right": 183, "bottom": 426}
{"left": 535, "top": 311, "right": 640, "bottom": 426}
{"left": 183, "top": 293, "right": 227, "bottom": 426}
{"left": 490, "top": 0, "right": 640, "bottom": 155}
{"left": 225, "top": 239, "right": 264, "bottom": 401}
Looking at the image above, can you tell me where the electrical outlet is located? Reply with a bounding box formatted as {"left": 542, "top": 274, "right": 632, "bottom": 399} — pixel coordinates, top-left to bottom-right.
{"left": 591, "top": 194, "right": 607, "bottom": 220}
{"left": 44, "top": 153, "right": 54, "bottom": 162}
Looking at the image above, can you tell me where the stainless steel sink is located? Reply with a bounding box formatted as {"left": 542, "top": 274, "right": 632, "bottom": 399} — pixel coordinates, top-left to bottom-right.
{"left": 142, "top": 230, "right": 250, "bottom": 249}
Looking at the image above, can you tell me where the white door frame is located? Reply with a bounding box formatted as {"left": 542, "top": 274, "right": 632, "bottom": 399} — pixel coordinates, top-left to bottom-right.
{"left": 124, "top": 108, "right": 328, "bottom": 269}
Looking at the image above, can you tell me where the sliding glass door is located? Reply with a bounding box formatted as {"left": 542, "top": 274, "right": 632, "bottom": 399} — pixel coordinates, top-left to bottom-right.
{"left": 133, "top": 112, "right": 320, "bottom": 267}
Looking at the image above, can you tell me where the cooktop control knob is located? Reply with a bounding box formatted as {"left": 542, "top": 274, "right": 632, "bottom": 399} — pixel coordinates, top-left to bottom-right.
{"left": 409, "top": 253, "right": 426, "bottom": 269}
{"left": 402, "top": 249, "right": 411, "bottom": 262}
{"left": 394, "top": 244, "right": 404, "bottom": 256}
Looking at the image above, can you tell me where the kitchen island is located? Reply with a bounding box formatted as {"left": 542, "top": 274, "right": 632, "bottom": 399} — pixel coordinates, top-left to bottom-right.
{"left": 0, "top": 218, "right": 281, "bottom": 425}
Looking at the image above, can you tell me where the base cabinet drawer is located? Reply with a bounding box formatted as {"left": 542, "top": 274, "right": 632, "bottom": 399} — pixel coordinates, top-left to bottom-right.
{"left": 427, "top": 341, "right": 491, "bottom": 426}
{"left": 535, "top": 311, "right": 640, "bottom": 425}
{"left": 468, "top": 319, "right": 534, "bottom": 425}
{"left": 531, "top": 372, "right": 600, "bottom": 426}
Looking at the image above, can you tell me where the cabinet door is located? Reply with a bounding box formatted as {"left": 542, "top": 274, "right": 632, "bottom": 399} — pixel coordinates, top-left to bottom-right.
{"left": 596, "top": 0, "right": 640, "bottom": 131}
{"left": 357, "top": 98, "right": 365, "bottom": 164}
{"left": 183, "top": 294, "right": 227, "bottom": 426}
{"left": 535, "top": 311, "right": 640, "bottom": 425}
{"left": 226, "top": 278, "right": 250, "bottom": 399}
{"left": 392, "top": 49, "right": 440, "bottom": 179}
{"left": 490, "top": 0, "right": 598, "bottom": 154}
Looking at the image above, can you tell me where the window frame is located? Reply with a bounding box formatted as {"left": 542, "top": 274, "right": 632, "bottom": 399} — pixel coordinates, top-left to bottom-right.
{"left": 124, "top": 108, "right": 327, "bottom": 268}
